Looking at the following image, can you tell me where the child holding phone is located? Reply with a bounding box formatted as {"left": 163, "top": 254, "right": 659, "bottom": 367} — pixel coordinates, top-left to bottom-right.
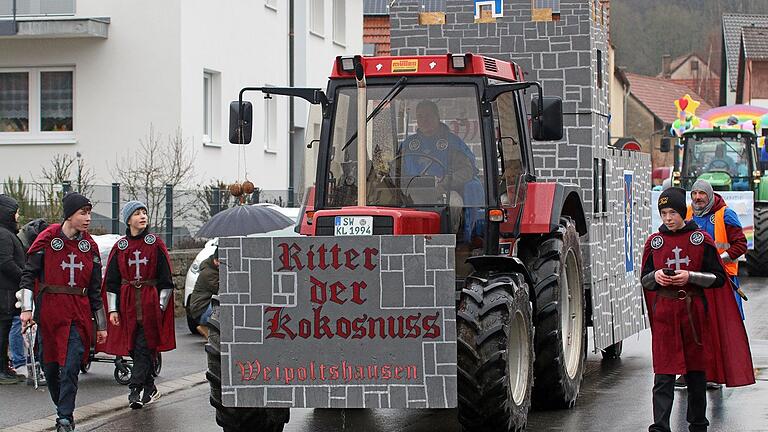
{"left": 641, "top": 187, "right": 754, "bottom": 432}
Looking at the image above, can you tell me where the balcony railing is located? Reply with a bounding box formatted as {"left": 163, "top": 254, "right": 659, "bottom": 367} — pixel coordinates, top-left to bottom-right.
{"left": 0, "top": 0, "right": 75, "bottom": 17}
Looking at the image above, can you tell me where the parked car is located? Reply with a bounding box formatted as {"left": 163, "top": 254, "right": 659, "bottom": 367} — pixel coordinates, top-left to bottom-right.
{"left": 92, "top": 234, "right": 122, "bottom": 277}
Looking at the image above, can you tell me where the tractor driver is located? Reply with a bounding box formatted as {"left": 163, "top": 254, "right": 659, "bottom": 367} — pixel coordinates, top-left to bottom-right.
{"left": 707, "top": 144, "right": 736, "bottom": 175}
{"left": 395, "top": 100, "right": 485, "bottom": 248}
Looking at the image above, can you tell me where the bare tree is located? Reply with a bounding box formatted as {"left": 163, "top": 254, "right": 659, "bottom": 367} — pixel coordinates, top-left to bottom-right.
{"left": 31, "top": 154, "right": 96, "bottom": 221}
{"left": 113, "top": 125, "right": 197, "bottom": 234}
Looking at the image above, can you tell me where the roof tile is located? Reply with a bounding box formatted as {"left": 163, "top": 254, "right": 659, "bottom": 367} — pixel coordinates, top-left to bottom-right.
{"left": 742, "top": 26, "right": 768, "bottom": 60}
{"left": 626, "top": 73, "right": 713, "bottom": 124}
{"left": 722, "top": 14, "right": 768, "bottom": 90}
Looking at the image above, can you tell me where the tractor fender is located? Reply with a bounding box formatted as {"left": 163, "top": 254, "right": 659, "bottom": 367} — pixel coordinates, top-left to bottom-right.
{"left": 466, "top": 255, "right": 534, "bottom": 294}
{"left": 519, "top": 182, "right": 587, "bottom": 236}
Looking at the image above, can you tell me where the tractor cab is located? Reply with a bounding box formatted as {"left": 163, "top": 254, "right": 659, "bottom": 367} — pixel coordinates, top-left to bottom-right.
{"left": 674, "top": 128, "right": 761, "bottom": 191}
{"left": 230, "top": 54, "right": 564, "bottom": 278}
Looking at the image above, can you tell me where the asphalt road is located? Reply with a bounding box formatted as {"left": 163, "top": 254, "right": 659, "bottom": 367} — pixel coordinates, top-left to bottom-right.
{"left": 6, "top": 279, "right": 768, "bottom": 432}
{"left": 0, "top": 320, "right": 208, "bottom": 429}
{"left": 71, "top": 277, "right": 768, "bottom": 432}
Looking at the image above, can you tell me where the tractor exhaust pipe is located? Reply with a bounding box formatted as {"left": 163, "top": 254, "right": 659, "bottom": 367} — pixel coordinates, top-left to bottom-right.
{"left": 354, "top": 56, "right": 367, "bottom": 207}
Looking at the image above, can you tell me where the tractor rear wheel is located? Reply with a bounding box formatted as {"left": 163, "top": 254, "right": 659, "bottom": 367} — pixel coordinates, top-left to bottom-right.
{"left": 205, "top": 299, "right": 289, "bottom": 432}
{"left": 456, "top": 272, "right": 534, "bottom": 432}
{"left": 747, "top": 204, "right": 768, "bottom": 276}
{"left": 519, "top": 217, "right": 587, "bottom": 409}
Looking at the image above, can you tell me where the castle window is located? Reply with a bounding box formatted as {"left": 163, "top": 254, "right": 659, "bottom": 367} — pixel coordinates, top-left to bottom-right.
{"left": 532, "top": 0, "right": 560, "bottom": 22}
{"left": 597, "top": 49, "right": 603, "bottom": 89}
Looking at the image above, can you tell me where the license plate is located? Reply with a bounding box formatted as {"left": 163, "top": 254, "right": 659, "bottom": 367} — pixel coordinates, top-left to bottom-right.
{"left": 334, "top": 216, "right": 373, "bottom": 236}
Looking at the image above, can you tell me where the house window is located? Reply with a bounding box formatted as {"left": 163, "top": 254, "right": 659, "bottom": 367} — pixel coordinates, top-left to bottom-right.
{"left": 264, "top": 93, "right": 277, "bottom": 152}
{"left": 0, "top": 72, "right": 29, "bottom": 132}
{"left": 0, "top": 67, "right": 74, "bottom": 144}
{"left": 40, "top": 71, "right": 72, "bottom": 131}
{"left": 0, "top": 0, "right": 75, "bottom": 17}
{"left": 203, "top": 73, "right": 212, "bottom": 142}
{"left": 310, "top": 0, "right": 324, "bottom": 37}
{"left": 203, "top": 70, "right": 221, "bottom": 146}
{"left": 332, "top": 0, "right": 345, "bottom": 45}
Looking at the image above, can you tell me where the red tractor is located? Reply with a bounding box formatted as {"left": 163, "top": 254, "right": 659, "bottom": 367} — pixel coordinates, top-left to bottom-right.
{"left": 208, "top": 54, "right": 597, "bottom": 431}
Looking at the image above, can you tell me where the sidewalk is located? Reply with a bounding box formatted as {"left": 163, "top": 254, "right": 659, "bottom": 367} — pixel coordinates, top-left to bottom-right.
{"left": 1, "top": 372, "right": 206, "bottom": 432}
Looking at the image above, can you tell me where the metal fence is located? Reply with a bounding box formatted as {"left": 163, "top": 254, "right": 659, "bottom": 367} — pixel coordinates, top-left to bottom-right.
{"left": 0, "top": 179, "right": 292, "bottom": 249}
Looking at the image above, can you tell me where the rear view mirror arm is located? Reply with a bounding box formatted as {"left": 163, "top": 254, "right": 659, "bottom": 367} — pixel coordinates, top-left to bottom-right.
{"left": 484, "top": 81, "right": 544, "bottom": 132}
{"left": 237, "top": 86, "right": 329, "bottom": 122}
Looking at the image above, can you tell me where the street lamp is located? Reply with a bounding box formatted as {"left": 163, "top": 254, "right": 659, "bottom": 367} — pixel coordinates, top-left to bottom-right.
{"left": 76, "top": 151, "right": 82, "bottom": 192}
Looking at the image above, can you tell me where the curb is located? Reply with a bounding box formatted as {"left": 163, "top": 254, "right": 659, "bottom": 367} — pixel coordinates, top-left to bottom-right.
{"left": 2, "top": 371, "right": 206, "bottom": 432}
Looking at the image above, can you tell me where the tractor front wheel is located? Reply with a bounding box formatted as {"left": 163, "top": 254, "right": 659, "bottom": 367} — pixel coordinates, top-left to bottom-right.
{"left": 456, "top": 272, "right": 534, "bottom": 432}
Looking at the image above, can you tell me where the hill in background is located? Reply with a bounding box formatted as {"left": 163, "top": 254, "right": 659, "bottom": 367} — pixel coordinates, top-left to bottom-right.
{"left": 612, "top": 0, "right": 768, "bottom": 75}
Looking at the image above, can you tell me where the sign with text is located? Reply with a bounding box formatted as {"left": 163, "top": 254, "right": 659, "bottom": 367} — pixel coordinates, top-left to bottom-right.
{"left": 217, "top": 235, "right": 457, "bottom": 409}
{"left": 650, "top": 190, "right": 754, "bottom": 250}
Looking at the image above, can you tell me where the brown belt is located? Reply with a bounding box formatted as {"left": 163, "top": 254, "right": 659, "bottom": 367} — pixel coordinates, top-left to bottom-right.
{"left": 122, "top": 279, "right": 158, "bottom": 322}
{"left": 656, "top": 288, "right": 705, "bottom": 345}
{"left": 40, "top": 284, "right": 87, "bottom": 296}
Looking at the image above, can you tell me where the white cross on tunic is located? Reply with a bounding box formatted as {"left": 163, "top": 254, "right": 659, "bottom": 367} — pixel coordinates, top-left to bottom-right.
{"left": 128, "top": 250, "right": 148, "bottom": 281}
{"left": 60, "top": 253, "right": 84, "bottom": 287}
{"left": 665, "top": 246, "right": 691, "bottom": 270}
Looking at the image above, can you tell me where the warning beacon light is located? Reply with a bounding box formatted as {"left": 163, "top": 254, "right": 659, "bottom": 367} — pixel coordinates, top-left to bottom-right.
{"left": 340, "top": 56, "right": 355, "bottom": 72}
{"left": 451, "top": 53, "right": 467, "bottom": 70}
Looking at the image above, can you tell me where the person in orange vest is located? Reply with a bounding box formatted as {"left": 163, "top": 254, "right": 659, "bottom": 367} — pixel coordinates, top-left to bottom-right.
{"left": 677, "top": 179, "right": 748, "bottom": 390}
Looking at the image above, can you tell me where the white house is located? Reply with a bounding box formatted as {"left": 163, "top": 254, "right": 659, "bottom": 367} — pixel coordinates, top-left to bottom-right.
{"left": 0, "top": 0, "right": 362, "bottom": 203}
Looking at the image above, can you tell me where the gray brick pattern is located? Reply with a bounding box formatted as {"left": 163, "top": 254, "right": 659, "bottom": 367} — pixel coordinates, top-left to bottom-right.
{"left": 218, "top": 235, "right": 457, "bottom": 408}
{"left": 389, "top": 0, "right": 652, "bottom": 349}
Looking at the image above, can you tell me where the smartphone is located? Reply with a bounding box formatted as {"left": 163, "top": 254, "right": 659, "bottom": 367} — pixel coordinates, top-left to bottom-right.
{"left": 662, "top": 268, "right": 677, "bottom": 276}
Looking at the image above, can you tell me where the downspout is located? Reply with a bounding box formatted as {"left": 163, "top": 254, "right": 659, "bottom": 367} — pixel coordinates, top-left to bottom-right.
{"left": 288, "top": 0, "right": 295, "bottom": 206}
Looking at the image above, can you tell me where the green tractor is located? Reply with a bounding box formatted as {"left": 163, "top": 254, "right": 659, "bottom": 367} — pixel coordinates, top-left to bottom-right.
{"left": 666, "top": 126, "right": 768, "bottom": 275}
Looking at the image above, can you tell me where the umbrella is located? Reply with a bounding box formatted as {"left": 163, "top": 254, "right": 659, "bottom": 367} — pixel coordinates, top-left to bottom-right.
{"left": 196, "top": 205, "right": 295, "bottom": 238}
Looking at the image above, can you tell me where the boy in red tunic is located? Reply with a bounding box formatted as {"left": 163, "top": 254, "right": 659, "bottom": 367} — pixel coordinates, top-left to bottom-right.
{"left": 18, "top": 193, "right": 107, "bottom": 432}
{"left": 642, "top": 187, "right": 754, "bottom": 432}
{"left": 101, "top": 201, "right": 175, "bottom": 409}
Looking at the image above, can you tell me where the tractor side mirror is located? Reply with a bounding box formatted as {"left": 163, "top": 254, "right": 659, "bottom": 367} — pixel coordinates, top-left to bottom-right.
{"left": 229, "top": 101, "right": 253, "bottom": 144}
{"left": 660, "top": 137, "right": 672, "bottom": 153}
{"left": 531, "top": 97, "right": 563, "bottom": 141}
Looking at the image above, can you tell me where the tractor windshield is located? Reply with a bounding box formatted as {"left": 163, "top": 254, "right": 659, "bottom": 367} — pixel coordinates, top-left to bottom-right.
{"left": 681, "top": 133, "right": 755, "bottom": 191}
{"left": 325, "top": 84, "right": 486, "bottom": 209}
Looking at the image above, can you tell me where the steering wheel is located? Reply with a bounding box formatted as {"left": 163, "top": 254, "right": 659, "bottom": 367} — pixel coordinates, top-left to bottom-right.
{"left": 392, "top": 152, "right": 448, "bottom": 183}
{"left": 707, "top": 159, "right": 731, "bottom": 172}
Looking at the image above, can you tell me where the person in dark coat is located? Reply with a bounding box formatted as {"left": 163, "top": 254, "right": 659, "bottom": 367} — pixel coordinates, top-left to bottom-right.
{"left": 18, "top": 218, "right": 50, "bottom": 251}
{"left": 98, "top": 201, "right": 175, "bottom": 409}
{"left": 14, "top": 217, "right": 49, "bottom": 386}
{"left": 0, "top": 195, "right": 26, "bottom": 384}
{"left": 187, "top": 247, "right": 219, "bottom": 339}
{"left": 19, "top": 193, "right": 107, "bottom": 432}
{"left": 641, "top": 187, "right": 755, "bottom": 432}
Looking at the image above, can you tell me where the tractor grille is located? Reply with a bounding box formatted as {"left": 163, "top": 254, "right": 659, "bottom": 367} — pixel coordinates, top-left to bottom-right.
{"left": 315, "top": 216, "right": 394, "bottom": 236}
{"left": 483, "top": 57, "right": 498, "bottom": 72}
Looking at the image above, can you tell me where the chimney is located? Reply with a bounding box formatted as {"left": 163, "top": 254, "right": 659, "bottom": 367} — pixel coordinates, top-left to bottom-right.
{"left": 662, "top": 54, "right": 672, "bottom": 78}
